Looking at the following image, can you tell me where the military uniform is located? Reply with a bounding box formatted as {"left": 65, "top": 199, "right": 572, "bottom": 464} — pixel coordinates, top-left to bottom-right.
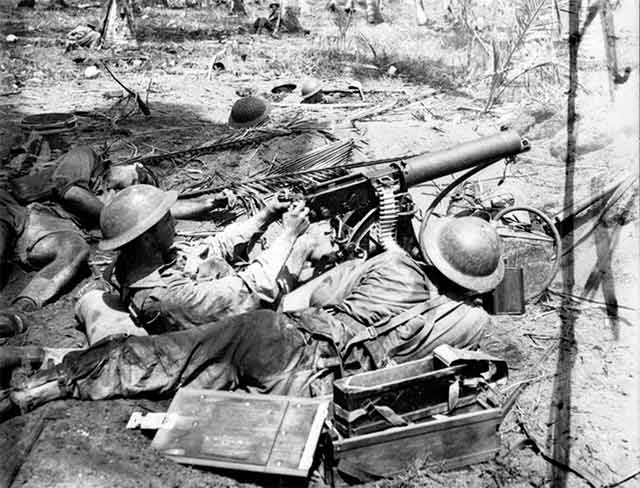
{"left": 10, "top": 145, "right": 104, "bottom": 209}
{"left": 0, "top": 145, "right": 101, "bottom": 307}
{"left": 39, "top": 250, "right": 488, "bottom": 403}
{"left": 102, "top": 216, "right": 292, "bottom": 334}
{"left": 0, "top": 191, "right": 85, "bottom": 264}
{"left": 1, "top": 145, "right": 102, "bottom": 260}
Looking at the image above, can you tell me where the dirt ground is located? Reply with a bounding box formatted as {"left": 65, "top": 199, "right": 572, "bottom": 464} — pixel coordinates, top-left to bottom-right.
{"left": 0, "top": 0, "right": 638, "bottom": 487}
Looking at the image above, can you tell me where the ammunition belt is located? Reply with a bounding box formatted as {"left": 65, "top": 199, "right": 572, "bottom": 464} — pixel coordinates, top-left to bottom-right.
{"left": 373, "top": 178, "right": 400, "bottom": 250}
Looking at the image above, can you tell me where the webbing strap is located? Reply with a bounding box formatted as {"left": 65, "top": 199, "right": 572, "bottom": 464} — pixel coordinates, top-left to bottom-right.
{"left": 343, "top": 295, "right": 449, "bottom": 356}
{"left": 364, "top": 402, "right": 408, "bottom": 427}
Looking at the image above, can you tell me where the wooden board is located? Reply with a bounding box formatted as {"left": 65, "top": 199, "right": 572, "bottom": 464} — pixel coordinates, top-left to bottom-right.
{"left": 327, "top": 406, "right": 503, "bottom": 485}
{"left": 151, "top": 388, "right": 329, "bottom": 477}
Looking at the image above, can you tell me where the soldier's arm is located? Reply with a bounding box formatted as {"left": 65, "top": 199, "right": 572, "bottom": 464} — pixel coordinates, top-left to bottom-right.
{"left": 60, "top": 186, "right": 104, "bottom": 223}
{"left": 156, "top": 275, "right": 263, "bottom": 326}
{"left": 136, "top": 204, "right": 310, "bottom": 325}
{"left": 170, "top": 193, "right": 231, "bottom": 220}
{"left": 159, "top": 232, "right": 303, "bottom": 324}
{"left": 158, "top": 226, "right": 309, "bottom": 322}
{"left": 334, "top": 250, "right": 431, "bottom": 326}
{"left": 202, "top": 199, "right": 290, "bottom": 261}
{"left": 55, "top": 146, "right": 104, "bottom": 224}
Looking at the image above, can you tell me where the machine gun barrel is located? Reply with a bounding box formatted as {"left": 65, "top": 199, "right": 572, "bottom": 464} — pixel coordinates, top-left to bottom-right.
{"left": 403, "top": 130, "right": 529, "bottom": 187}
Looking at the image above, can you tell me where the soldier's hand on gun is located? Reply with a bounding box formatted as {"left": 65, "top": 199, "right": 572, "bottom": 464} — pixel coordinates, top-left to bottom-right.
{"left": 282, "top": 201, "right": 310, "bottom": 237}
{"left": 206, "top": 189, "right": 237, "bottom": 211}
{"left": 222, "top": 189, "right": 237, "bottom": 208}
{"left": 264, "top": 193, "right": 292, "bottom": 222}
{"left": 305, "top": 222, "right": 338, "bottom": 262}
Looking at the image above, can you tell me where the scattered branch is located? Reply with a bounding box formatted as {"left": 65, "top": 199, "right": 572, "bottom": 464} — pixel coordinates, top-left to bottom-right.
{"left": 604, "top": 470, "right": 640, "bottom": 488}
{"left": 546, "top": 289, "right": 638, "bottom": 312}
{"left": 358, "top": 33, "right": 377, "bottom": 61}
{"left": 492, "top": 61, "right": 560, "bottom": 103}
{"left": 515, "top": 411, "right": 601, "bottom": 488}
{"left": 483, "top": 0, "right": 561, "bottom": 111}
{"left": 580, "top": 0, "right": 603, "bottom": 37}
{"left": 101, "top": 61, "right": 150, "bottom": 116}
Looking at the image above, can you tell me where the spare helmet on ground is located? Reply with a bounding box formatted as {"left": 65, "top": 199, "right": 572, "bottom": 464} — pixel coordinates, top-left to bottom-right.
{"left": 228, "top": 96, "right": 271, "bottom": 129}
{"left": 300, "top": 78, "right": 323, "bottom": 103}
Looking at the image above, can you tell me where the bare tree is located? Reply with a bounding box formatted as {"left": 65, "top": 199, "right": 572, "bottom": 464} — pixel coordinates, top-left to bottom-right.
{"left": 548, "top": 1, "right": 581, "bottom": 487}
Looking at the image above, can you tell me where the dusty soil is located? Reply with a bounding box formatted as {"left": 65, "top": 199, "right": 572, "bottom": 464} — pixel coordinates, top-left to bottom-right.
{"left": 0, "top": 0, "right": 638, "bottom": 487}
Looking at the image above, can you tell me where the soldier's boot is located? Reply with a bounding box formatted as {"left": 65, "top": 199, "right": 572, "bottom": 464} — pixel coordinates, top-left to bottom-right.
{"left": 0, "top": 345, "right": 44, "bottom": 374}
{"left": 0, "top": 345, "right": 80, "bottom": 375}
{"left": 11, "top": 364, "right": 69, "bottom": 414}
{"left": 1, "top": 389, "right": 16, "bottom": 420}
{"left": 0, "top": 309, "right": 31, "bottom": 338}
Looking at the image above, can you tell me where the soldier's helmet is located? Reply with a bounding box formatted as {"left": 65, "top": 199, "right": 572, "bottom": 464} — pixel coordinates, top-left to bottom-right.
{"left": 228, "top": 96, "right": 271, "bottom": 129}
{"left": 99, "top": 184, "right": 178, "bottom": 251}
{"left": 300, "top": 78, "right": 323, "bottom": 102}
{"left": 419, "top": 216, "right": 504, "bottom": 293}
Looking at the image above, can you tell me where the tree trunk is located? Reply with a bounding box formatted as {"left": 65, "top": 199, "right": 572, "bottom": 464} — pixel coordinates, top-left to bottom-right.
{"left": 279, "top": 0, "right": 307, "bottom": 33}
{"left": 101, "top": 0, "right": 138, "bottom": 47}
{"left": 230, "top": 0, "right": 247, "bottom": 16}
{"left": 281, "top": 6, "right": 305, "bottom": 32}
{"left": 365, "top": 0, "right": 383, "bottom": 24}
{"left": 548, "top": 1, "right": 581, "bottom": 487}
{"left": 415, "top": 0, "right": 427, "bottom": 26}
{"left": 600, "top": 1, "right": 619, "bottom": 98}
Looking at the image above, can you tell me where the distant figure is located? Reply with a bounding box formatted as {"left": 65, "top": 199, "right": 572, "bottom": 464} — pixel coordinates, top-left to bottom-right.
{"left": 252, "top": 1, "right": 281, "bottom": 34}
{"left": 65, "top": 23, "right": 101, "bottom": 52}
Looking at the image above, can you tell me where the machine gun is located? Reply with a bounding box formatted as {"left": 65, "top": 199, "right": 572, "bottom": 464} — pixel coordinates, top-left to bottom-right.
{"left": 281, "top": 130, "right": 530, "bottom": 259}
{"left": 179, "top": 130, "right": 529, "bottom": 259}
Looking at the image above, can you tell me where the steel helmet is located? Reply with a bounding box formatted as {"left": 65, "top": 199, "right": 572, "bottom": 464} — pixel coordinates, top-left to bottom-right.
{"left": 99, "top": 184, "right": 178, "bottom": 251}
{"left": 271, "top": 81, "right": 297, "bottom": 94}
{"left": 228, "top": 96, "right": 271, "bottom": 129}
{"left": 420, "top": 216, "right": 504, "bottom": 293}
{"left": 300, "top": 78, "right": 323, "bottom": 102}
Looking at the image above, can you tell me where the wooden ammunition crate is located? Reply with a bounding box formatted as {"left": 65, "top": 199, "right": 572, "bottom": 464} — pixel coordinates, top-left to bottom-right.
{"left": 151, "top": 388, "right": 329, "bottom": 478}
{"left": 324, "top": 402, "right": 503, "bottom": 485}
{"left": 332, "top": 345, "right": 507, "bottom": 438}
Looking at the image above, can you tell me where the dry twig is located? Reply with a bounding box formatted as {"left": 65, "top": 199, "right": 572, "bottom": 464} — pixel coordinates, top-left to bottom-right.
{"left": 515, "top": 410, "right": 600, "bottom": 488}
{"left": 546, "top": 289, "right": 637, "bottom": 312}
{"left": 604, "top": 470, "right": 640, "bottom": 488}
{"left": 102, "top": 62, "right": 151, "bottom": 116}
